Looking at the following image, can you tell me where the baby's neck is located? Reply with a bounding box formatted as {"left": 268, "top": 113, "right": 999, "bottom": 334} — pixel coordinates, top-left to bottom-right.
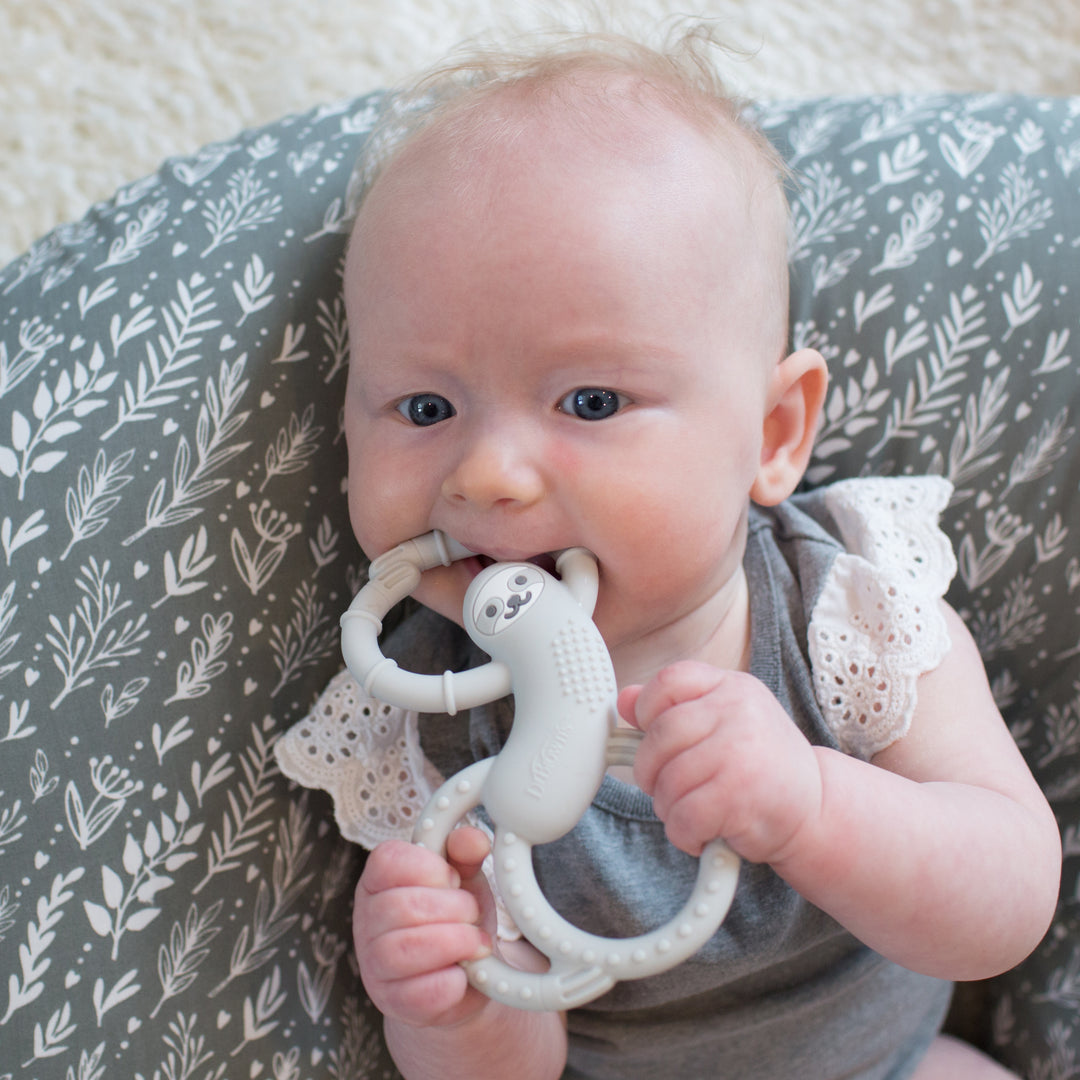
{"left": 610, "top": 567, "right": 751, "bottom": 691}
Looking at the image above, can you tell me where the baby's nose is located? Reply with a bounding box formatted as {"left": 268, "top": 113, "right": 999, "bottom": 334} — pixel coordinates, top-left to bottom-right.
{"left": 441, "top": 434, "right": 546, "bottom": 510}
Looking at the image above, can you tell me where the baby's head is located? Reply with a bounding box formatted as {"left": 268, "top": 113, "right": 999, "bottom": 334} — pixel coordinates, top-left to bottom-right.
{"left": 341, "top": 24, "right": 827, "bottom": 656}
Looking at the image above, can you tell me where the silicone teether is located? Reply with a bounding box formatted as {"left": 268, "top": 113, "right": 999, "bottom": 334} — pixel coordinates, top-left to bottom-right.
{"left": 340, "top": 531, "right": 739, "bottom": 1010}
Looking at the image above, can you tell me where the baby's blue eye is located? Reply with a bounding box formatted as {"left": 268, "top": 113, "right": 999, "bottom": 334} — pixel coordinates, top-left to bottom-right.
{"left": 398, "top": 393, "right": 455, "bottom": 426}
{"left": 559, "top": 388, "right": 627, "bottom": 421}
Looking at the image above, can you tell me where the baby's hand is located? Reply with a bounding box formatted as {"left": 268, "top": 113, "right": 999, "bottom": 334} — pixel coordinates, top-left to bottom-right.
{"left": 619, "top": 662, "right": 822, "bottom": 865}
{"left": 354, "top": 827, "right": 495, "bottom": 1028}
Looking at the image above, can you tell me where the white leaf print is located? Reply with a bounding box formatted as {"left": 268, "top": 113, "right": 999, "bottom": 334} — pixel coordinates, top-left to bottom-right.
{"left": 0, "top": 317, "right": 63, "bottom": 399}
{"left": 124, "top": 354, "right": 252, "bottom": 545}
{"left": 96, "top": 199, "right": 169, "bottom": 269}
{"left": 0, "top": 868, "right": 85, "bottom": 1026}
{"left": 1001, "top": 262, "right": 1043, "bottom": 340}
{"left": 231, "top": 501, "right": 303, "bottom": 595}
{"left": 201, "top": 168, "right": 284, "bottom": 257}
{"left": 166, "top": 613, "right": 235, "bottom": 703}
{"left": 973, "top": 163, "right": 1054, "bottom": 268}
{"left": 233, "top": 254, "right": 275, "bottom": 326}
{"left": 102, "top": 275, "right": 220, "bottom": 439}
{"left": 46, "top": 558, "right": 151, "bottom": 709}
{"left": 260, "top": 404, "right": 324, "bottom": 491}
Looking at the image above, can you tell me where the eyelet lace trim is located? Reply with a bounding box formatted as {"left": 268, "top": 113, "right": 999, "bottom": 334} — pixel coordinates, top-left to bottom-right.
{"left": 275, "top": 668, "right": 520, "bottom": 939}
{"left": 807, "top": 476, "right": 957, "bottom": 759}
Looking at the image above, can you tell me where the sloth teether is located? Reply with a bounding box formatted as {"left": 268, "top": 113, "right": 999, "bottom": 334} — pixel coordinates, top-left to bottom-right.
{"left": 339, "top": 531, "right": 739, "bottom": 1010}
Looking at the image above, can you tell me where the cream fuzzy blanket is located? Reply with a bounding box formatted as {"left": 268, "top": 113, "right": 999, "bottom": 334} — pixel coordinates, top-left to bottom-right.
{"left": 1, "top": 0, "right": 1078, "bottom": 266}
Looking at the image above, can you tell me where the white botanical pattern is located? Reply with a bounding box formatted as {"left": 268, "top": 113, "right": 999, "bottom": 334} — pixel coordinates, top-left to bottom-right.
{"left": 0, "top": 88, "right": 1075, "bottom": 1078}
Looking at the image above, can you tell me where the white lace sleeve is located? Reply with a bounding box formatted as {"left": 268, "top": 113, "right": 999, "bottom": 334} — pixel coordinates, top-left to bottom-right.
{"left": 807, "top": 476, "right": 958, "bottom": 760}
{"left": 275, "top": 668, "right": 521, "bottom": 940}
{"left": 275, "top": 667, "right": 441, "bottom": 847}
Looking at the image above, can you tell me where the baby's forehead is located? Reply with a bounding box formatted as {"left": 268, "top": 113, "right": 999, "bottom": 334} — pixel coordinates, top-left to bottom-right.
{"left": 367, "top": 72, "right": 782, "bottom": 231}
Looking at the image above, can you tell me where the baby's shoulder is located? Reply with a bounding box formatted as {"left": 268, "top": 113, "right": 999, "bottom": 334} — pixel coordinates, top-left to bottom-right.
{"left": 759, "top": 477, "right": 960, "bottom": 759}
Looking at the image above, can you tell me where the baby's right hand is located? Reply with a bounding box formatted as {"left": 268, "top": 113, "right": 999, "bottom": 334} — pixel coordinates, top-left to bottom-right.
{"left": 354, "top": 828, "right": 496, "bottom": 1028}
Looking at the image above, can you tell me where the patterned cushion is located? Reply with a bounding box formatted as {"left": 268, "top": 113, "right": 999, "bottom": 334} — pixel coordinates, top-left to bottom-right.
{"left": 0, "top": 90, "right": 1075, "bottom": 1077}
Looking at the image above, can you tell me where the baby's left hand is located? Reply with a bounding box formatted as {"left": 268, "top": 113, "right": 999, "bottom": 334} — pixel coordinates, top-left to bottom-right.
{"left": 618, "top": 662, "right": 822, "bottom": 865}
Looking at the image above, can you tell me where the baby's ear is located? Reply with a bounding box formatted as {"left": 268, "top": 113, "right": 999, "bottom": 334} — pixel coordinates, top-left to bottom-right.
{"left": 750, "top": 348, "right": 829, "bottom": 507}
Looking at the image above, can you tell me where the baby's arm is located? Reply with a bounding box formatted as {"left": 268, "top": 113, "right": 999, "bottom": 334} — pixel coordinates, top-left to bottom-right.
{"left": 354, "top": 828, "right": 567, "bottom": 1080}
{"left": 622, "top": 603, "right": 1061, "bottom": 981}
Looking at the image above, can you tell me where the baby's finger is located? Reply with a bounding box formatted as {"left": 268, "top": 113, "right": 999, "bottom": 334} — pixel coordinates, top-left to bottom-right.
{"left": 445, "top": 825, "right": 491, "bottom": 881}
{"left": 362, "top": 921, "right": 492, "bottom": 985}
{"left": 629, "top": 661, "right": 728, "bottom": 730}
{"left": 377, "top": 965, "right": 488, "bottom": 1029}
{"left": 617, "top": 685, "right": 644, "bottom": 727}
{"left": 355, "top": 882, "right": 481, "bottom": 947}
{"left": 359, "top": 839, "right": 461, "bottom": 896}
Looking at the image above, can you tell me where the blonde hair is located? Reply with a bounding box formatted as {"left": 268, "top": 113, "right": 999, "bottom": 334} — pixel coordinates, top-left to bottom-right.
{"left": 345, "top": 20, "right": 788, "bottom": 217}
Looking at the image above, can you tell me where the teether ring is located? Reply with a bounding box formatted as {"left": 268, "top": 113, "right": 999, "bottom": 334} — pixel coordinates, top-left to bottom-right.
{"left": 340, "top": 531, "right": 740, "bottom": 1010}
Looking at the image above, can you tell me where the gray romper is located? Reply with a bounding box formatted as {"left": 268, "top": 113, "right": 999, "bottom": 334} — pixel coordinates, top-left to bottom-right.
{"left": 279, "top": 477, "right": 960, "bottom": 1079}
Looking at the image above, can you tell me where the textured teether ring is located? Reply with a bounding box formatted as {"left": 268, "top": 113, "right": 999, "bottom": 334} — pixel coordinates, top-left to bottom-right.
{"left": 340, "top": 531, "right": 740, "bottom": 1009}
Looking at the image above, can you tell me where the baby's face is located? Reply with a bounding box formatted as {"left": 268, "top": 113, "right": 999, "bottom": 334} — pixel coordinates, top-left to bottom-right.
{"left": 343, "top": 101, "right": 787, "bottom": 665}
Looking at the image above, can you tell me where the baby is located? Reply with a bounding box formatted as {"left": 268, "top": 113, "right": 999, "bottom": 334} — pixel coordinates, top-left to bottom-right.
{"left": 290, "top": 24, "right": 1061, "bottom": 1080}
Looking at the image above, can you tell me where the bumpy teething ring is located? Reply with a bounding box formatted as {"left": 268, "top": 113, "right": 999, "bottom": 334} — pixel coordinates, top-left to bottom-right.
{"left": 340, "top": 531, "right": 740, "bottom": 1011}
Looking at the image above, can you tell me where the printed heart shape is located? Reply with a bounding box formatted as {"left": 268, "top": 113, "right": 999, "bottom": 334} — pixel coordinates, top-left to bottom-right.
{"left": 24, "top": 669, "right": 39, "bottom": 686}
{"left": 903, "top": 304, "right": 920, "bottom": 324}
{"left": 850, "top": 159, "right": 867, "bottom": 174}
{"left": 182, "top": 199, "right": 198, "bottom": 213}
{"left": 956, "top": 194, "right": 973, "bottom": 211}
{"left": 961, "top": 284, "right": 979, "bottom": 303}
{"left": 65, "top": 970, "right": 81, "bottom": 989}
{"left": 946, "top": 248, "right": 963, "bottom": 266}
{"left": 217, "top": 1010, "right": 232, "bottom": 1029}
{"left": 248, "top": 618, "right": 264, "bottom": 636}
{"left": 1015, "top": 402, "right": 1033, "bottom": 421}
{"left": 262, "top": 714, "right": 275, "bottom": 731}
{"left": 207, "top": 737, "right": 221, "bottom": 754}
{"left": 134, "top": 561, "right": 150, "bottom": 579}
{"left": 175, "top": 616, "right": 190, "bottom": 634}
{"left": 129, "top": 293, "right": 144, "bottom": 308}
{"left": 221, "top": 334, "right": 237, "bottom": 350}
{"left": 302, "top": 913, "right": 314, "bottom": 931}
{"left": 311, "top": 1050, "right": 324, "bottom": 1066}
{"left": 250, "top": 1063, "right": 264, "bottom": 1079}
{"left": 976, "top": 491, "right": 994, "bottom": 509}
{"left": 71, "top": 334, "right": 86, "bottom": 349}
{"left": 919, "top": 436, "right": 937, "bottom": 454}
{"left": 237, "top": 481, "right": 251, "bottom": 497}
{"left": 260, "top": 391, "right": 276, "bottom": 408}
{"left": 190, "top": 272, "right": 206, "bottom": 287}
{"left": 886, "top": 196, "right": 904, "bottom": 214}
{"left": 152, "top": 783, "right": 168, "bottom": 800}
{"left": 984, "top": 349, "right": 1002, "bottom": 369}
{"left": 246, "top": 864, "right": 261, "bottom": 883}
{"left": 128, "top": 1017, "right": 142, "bottom": 1034}
{"left": 163, "top": 418, "right": 179, "bottom": 436}
{"left": 37, "top": 556, "right": 51, "bottom": 574}
{"left": 34, "top": 851, "right": 49, "bottom": 869}
{"left": 172, "top": 242, "right": 189, "bottom": 257}
{"left": 245, "top": 679, "right": 258, "bottom": 696}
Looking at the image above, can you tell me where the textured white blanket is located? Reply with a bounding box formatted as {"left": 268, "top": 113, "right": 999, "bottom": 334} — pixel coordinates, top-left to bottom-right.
{"left": 1, "top": 0, "right": 1078, "bottom": 265}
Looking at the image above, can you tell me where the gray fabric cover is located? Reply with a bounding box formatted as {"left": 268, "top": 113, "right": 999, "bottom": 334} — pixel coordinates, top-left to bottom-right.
{"left": 0, "top": 90, "right": 1076, "bottom": 1078}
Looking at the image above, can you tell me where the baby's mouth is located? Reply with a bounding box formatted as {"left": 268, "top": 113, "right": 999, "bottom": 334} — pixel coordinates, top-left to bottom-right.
{"left": 475, "top": 551, "right": 560, "bottom": 576}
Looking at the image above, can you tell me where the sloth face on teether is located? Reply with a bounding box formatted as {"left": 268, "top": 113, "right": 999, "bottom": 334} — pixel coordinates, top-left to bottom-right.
{"left": 468, "top": 564, "right": 547, "bottom": 638}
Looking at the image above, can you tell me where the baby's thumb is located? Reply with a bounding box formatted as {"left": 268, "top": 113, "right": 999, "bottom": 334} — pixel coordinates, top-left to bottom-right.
{"left": 445, "top": 826, "right": 498, "bottom": 944}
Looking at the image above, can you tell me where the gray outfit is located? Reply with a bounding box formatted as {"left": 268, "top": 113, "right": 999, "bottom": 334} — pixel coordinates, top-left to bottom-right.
{"left": 387, "top": 492, "right": 953, "bottom": 1080}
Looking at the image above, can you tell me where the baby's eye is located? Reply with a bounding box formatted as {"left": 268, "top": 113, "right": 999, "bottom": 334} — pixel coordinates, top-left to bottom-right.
{"left": 558, "top": 388, "right": 629, "bottom": 421}
{"left": 397, "top": 393, "right": 455, "bottom": 426}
